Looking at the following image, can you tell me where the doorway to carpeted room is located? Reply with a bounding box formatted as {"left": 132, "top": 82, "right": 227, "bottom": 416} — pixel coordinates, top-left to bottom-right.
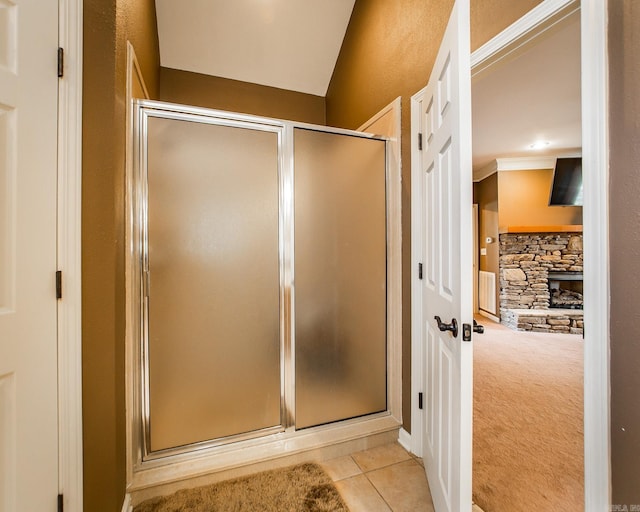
{"left": 472, "top": 317, "right": 584, "bottom": 511}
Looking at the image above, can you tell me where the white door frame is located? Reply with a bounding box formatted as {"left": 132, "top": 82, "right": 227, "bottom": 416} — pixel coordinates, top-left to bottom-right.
{"left": 57, "top": 0, "right": 83, "bottom": 510}
{"left": 411, "top": 0, "right": 610, "bottom": 510}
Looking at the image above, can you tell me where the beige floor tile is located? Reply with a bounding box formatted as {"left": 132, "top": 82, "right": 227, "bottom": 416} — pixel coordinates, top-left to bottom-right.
{"left": 321, "top": 455, "right": 363, "bottom": 481}
{"left": 351, "top": 442, "right": 412, "bottom": 473}
{"left": 366, "top": 459, "right": 435, "bottom": 512}
{"left": 472, "top": 504, "right": 485, "bottom": 512}
{"left": 335, "top": 474, "right": 392, "bottom": 512}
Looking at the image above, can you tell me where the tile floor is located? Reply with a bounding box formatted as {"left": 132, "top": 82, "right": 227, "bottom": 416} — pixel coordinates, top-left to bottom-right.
{"left": 320, "top": 443, "right": 435, "bottom": 512}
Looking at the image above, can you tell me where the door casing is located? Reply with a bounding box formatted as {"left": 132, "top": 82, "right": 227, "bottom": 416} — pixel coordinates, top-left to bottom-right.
{"left": 410, "top": 0, "right": 611, "bottom": 510}
{"left": 57, "top": 0, "right": 84, "bottom": 511}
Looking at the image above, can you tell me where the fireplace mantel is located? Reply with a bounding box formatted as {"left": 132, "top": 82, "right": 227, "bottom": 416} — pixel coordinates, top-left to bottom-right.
{"left": 499, "top": 225, "right": 583, "bottom": 234}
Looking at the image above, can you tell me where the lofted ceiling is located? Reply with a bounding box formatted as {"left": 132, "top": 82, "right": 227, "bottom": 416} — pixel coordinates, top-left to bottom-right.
{"left": 471, "top": 11, "right": 582, "bottom": 171}
{"left": 155, "top": 0, "right": 356, "bottom": 97}
{"left": 155, "top": 2, "right": 580, "bottom": 168}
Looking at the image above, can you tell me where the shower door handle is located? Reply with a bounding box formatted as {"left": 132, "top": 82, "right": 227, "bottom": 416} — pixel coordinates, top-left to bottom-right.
{"left": 434, "top": 316, "right": 458, "bottom": 338}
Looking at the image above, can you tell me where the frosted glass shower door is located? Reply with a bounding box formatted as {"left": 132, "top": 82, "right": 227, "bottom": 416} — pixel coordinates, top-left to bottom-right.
{"left": 145, "top": 116, "right": 282, "bottom": 453}
{"left": 294, "top": 128, "right": 387, "bottom": 429}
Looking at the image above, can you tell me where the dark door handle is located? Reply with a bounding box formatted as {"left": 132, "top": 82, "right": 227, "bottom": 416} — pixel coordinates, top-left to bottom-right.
{"left": 473, "top": 319, "right": 484, "bottom": 334}
{"left": 434, "top": 316, "right": 458, "bottom": 338}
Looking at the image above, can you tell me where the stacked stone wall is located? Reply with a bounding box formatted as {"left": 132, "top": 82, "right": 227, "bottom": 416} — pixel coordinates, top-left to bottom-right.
{"left": 499, "top": 233, "right": 583, "bottom": 311}
{"left": 499, "top": 232, "right": 584, "bottom": 335}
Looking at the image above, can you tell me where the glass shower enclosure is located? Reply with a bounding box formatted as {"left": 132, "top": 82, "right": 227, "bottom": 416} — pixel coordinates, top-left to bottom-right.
{"left": 132, "top": 100, "right": 389, "bottom": 460}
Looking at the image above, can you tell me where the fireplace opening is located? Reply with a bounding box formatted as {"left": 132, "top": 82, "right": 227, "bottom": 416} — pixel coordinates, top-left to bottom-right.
{"left": 548, "top": 272, "right": 583, "bottom": 309}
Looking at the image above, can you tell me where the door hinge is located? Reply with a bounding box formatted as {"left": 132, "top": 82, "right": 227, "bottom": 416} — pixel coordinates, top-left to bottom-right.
{"left": 418, "top": 263, "right": 423, "bottom": 280}
{"left": 418, "top": 132, "right": 423, "bottom": 151}
{"left": 58, "top": 494, "right": 63, "bottom": 512}
{"left": 57, "top": 47, "right": 64, "bottom": 78}
{"left": 56, "top": 270, "right": 62, "bottom": 299}
{"left": 418, "top": 392, "right": 423, "bottom": 410}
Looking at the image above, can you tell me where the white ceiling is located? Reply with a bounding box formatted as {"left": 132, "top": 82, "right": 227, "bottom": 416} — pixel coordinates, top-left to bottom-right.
{"left": 471, "top": 12, "right": 581, "bottom": 171}
{"left": 155, "top": 3, "right": 580, "bottom": 167}
{"left": 155, "top": 0, "right": 356, "bottom": 97}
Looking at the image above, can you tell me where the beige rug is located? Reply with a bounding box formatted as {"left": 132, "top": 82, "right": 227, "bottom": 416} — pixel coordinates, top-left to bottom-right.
{"left": 473, "top": 317, "right": 584, "bottom": 511}
{"left": 133, "top": 462, "right": 350, "bottom": 512}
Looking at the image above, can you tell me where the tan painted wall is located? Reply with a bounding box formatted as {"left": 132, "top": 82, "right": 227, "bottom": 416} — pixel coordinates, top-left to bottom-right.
{"left": 326, "top": 0, "right": 544, "bottom": 431}
{"left": 474, "top": 174, "right": 499, "bottom": 310}
{"left": 78, "top": 0, "right": 640, "bottom": 505}
{"left": 498, "top": 169, "right": 582, "bottom": 229}
{"left": 82, "top": 0, "right": 159, "bottom": 510}
{"left": 609, "top": 0, "right": 640, "bottom": 505}
{"left": 159, "top": 68, "right": 326, "bottom": 124}
{"left": 470, "top": 0, "right": 542, "bottom": 51}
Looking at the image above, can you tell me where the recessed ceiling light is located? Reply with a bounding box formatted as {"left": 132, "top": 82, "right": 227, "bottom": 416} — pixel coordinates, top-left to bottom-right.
{"left": 529, "top": 140, "right": 550, "bottom": 150}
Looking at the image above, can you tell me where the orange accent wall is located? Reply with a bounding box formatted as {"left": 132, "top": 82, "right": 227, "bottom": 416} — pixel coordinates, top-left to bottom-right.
{"left": 498, "top": 169, "right": 582, "bottom": 229}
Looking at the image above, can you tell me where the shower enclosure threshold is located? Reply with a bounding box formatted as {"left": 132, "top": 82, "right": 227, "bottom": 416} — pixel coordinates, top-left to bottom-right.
{"left": 128, "top": 413, "right": 401, "bottom": 492}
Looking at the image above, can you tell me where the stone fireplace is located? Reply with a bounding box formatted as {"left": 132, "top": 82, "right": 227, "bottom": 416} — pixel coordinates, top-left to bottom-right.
{"left": 499, "top": 232, "right": 584, "bottom": 334}
{"left": 548, "top": 272, "right": 583, "bottom": 309}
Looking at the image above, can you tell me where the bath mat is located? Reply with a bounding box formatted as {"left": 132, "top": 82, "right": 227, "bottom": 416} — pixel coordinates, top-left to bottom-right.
{"left": 133, "top": 462, "right": 350, "bottom": 512}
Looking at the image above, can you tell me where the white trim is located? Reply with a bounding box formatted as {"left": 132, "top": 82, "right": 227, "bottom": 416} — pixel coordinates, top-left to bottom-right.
{"left": 358, "top": 97, "right": 403, "bottom": 424}
{"left": 580, "top": 0, "right": 611, "bottom": 509}
{"left": 121, "top": 493, "right": 133, "bottom": 512}
{"left": 471, "top": 0, "right": 579, "bottom": 76}
{"left": 473, "top": 160, "right": 497, "bottom": 182}
{"left": 409, "top": 91, "right": 424, "bottom": 458}
{"left": 477, "top": 310, "right": 500, "bottom": 324}
{"left": 57, "top": 0, "right": 83, "bottom": 510}
{"left": 125, "top": 42, "right": 151, "bottom": 489}
{"left": 473, "top": 155, "right": 584, "bottom": 181}
{"left": 411, "top": 0, "right": 610, "bottom": 507}
{"left": 478, "top": 309, "right": 500, "bottom": 324}
{"left": 398, "top": 428, "right": 412, "bottom": 453}
{"left": 495, "top": 156, "right": 557, "bottom": 171}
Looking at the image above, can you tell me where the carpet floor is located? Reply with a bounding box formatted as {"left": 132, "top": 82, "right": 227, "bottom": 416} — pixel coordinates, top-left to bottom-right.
{"left": 473, "top": 317, "right": 584, "bottom": 511}
{"left": 133, "top": 463, "right": 350, "bottom": 512}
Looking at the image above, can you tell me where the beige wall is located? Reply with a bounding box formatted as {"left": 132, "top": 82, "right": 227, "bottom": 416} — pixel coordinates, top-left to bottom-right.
{"left": 609, "top": 0, "right": 640, "bottom": 505}
{"left": 82, "top": 0, "right": 159, "bottom": 510}
{"left": 498, "top": 169, "right": 583, "bottom": 229}
{"left": 326, "top": 0, "right": 544, "bottom": 431}
{"left": 474, "top": 173, "right": 499, "bottom": 310}
{"left": 80, "top": 0, "right": 640, "bottom": 507}
{"left": 159, "top": 67, "right": 326, "bottom": 124}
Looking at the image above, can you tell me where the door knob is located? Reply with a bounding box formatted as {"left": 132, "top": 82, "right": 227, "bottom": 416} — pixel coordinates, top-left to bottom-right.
{"left": 434, "top": 316, "right": 458, "bottom": 338}
{"left": 473, "top": 320, "right": 484, "bottom": 334}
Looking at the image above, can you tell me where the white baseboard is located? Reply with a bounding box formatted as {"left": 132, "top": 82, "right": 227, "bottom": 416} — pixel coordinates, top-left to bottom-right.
{"left": 121, "top": 493, "right": 132, "bottom": 512}
{"left": 398, "top": 428, "right": 412, "bottom": 453}
{"left": 478, "top": 310, "right": 500, "bottom": 323}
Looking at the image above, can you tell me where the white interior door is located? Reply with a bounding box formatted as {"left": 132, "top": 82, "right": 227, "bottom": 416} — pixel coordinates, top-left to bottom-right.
{"left": 414, "top": 1, "right": 473, "bottom": 511}
{"left": 0, "top": 0, "right": 59, "bottom": 510}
